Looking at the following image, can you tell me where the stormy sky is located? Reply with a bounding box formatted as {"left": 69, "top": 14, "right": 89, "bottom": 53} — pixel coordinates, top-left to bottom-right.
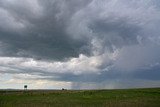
{"left": 0, "top": 0, "right": 160, "bottom": 89}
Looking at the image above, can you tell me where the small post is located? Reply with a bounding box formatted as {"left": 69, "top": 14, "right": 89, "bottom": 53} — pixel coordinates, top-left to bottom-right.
{"left": 24, "top": 85, "right": 27, "bottom": 90}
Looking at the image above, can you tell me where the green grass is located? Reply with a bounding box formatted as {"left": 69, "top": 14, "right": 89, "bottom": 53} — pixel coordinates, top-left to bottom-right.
{"left": 0, "top": 88, "right": 160, "bottom": 107}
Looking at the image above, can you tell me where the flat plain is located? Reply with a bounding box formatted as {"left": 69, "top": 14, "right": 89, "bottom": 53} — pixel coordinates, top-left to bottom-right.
{"left": 0, "top": 88, "right": 160, "bottom": 107}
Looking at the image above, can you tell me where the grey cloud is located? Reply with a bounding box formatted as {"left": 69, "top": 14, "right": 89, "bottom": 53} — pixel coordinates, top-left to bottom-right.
{"left": 0, "top": 0, "right": 159, "bottom": 60}
{"left": 0, "top": 0, "right": 160, "bottom": 89}
{"left": 114, "top": 44, "right": 160, "bottom": 72}
{"left": 0, "top": 0, "right": 93, "bottom": 60}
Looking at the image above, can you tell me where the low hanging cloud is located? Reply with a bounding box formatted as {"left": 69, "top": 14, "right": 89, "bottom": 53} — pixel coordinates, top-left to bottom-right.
{"left": 0, "top": 0, "right": 160, "bottom": 89}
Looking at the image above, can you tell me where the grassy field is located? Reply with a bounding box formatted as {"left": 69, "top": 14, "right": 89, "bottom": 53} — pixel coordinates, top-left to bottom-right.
{"left": 0, "top": 88, "right": 160, "bottom": 107}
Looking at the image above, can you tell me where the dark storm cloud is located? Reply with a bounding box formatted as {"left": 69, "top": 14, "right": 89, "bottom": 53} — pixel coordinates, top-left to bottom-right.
{"left": 0, "top": 0, "right": 92, "bottom": 60}
{"left": 0, "top": 0, "right": 158, "bottom": 60}
{"left": 0, "top": 0, "right": 160, "bottom": 89}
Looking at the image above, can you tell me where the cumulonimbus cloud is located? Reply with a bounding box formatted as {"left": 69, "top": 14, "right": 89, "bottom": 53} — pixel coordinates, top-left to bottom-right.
{"left": 0, "top": 0, "right": 160, "bottom": 89}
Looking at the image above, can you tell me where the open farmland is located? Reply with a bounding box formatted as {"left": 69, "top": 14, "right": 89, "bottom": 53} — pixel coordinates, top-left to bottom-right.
{"left": 0, "top": 88, "right": 160, "bottom": 107}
